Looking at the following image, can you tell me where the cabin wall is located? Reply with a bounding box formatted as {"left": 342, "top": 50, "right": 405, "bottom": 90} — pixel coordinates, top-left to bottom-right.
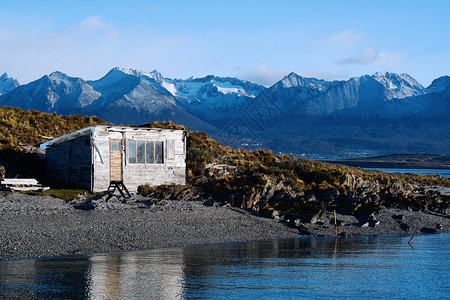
{"left": 91, "top": 127, "right": 186, "bottom": 193}
{"left": 46, "top": 143, "right": 69, "bottom": 184}
{"left": 46, "top": 134, "right": 92, "bottom": 189}
{"left": 123, "top": 130, "right": 186, "bottom": 192}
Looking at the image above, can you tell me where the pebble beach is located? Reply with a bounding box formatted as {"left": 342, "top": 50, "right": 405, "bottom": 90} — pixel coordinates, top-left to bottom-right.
{"left": 1, "top": 193, "right": 449, "bottom": 261}
{"left": 0, "top": 193, "right": 301, "bottom": 260}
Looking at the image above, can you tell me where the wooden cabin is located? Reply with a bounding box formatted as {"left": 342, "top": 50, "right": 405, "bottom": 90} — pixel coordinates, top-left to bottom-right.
{"left": 41, "top": 125, "right": 187, "bottom": 193}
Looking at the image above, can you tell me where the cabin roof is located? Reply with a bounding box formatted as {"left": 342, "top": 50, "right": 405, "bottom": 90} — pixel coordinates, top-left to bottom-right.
{"left": 40, "top": 125, "right": 186, "bottom": 150}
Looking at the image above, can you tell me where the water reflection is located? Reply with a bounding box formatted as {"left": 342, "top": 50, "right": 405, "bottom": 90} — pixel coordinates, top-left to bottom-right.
{"left": 0, "top": 257, "right": 91, "bottom": 299}
{"left": 1, "top": 234, "right": 449, "bottom": 299}
{"left": 86, "top": 249, "right": 185, "bottom": 299}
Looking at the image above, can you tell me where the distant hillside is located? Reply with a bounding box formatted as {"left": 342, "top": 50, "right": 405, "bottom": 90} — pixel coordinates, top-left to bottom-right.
{"left": 0, "top": 105, "right": 449, "bottom": 219}
{"left": 143, "top": 129, "right": 450, "bottom": 221}
{"left": 0, "top": 106, "right": 106, "bottom": 148}
{"left": 328, "top": 154, "right": 450, "bottom": 170}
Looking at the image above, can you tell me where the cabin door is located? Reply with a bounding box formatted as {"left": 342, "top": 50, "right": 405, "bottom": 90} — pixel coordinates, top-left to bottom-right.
{"left": 110, "top": 140, "right": 122, "bottom": 181}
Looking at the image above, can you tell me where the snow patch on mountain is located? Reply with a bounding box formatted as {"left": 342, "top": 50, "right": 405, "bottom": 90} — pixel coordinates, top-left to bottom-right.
{"left": 167, "top": 75, "right": 265, "bottom": 120}
{"left": 162, "top": 80, "right": 177, "bottom": 96}
{"left": 279, "top": 72, "right": 328, "bottom": 91}
{"left": 163, "top": 76, "right": 263, "bottom": 98}
{"left": 111, "top": 67, "right": 160, "bottom": 82}
{"left": 371, "top": 71, "right": 425, "bottom": 99}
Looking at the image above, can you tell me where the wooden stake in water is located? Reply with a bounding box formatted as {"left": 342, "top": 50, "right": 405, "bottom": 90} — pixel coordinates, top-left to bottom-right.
{"left": 334, "top": 210, "right": 338, "bottom": 236}
{"left": 408, "top": 236, "right": 414, "bottom": 249}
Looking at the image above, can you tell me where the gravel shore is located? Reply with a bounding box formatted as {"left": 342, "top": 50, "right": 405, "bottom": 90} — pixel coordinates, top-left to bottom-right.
{"left": 1, "top": 193, "right": 449, "bottom": 261}
{"left": 0, "top": 193, "right": 301, "bottom": 260}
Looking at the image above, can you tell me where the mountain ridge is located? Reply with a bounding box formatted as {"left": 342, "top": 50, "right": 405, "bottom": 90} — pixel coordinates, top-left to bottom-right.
{"left": 0, "top": 73, "right": 20, "bottom": 96}
{"left": 1, "top": 68, "right": 449, "bottom": 157}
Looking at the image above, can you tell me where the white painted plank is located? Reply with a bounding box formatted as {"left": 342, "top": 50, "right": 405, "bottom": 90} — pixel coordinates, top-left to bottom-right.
{"left": 10, "top": 186, "right": 50, "bottom": 191}
{"left": 1, "top": 179, "right": 39, "bottom": 185}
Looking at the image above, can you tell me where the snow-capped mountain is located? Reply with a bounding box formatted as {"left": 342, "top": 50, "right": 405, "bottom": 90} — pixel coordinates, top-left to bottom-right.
{"left": 386, "top": 75, "right": 450, "bottom": 119}
{"left": 0, "top": 68, "right": 449, "bottom": 156}
{"left": 0, "top": 68, "right": 447, "bottom": 125}
{"left": 0, "top": 73, "right": 20, "bottom": 95}
{"left": 0, "top": 71, "right": 100, "bottom": 114}
{"left": 240, "top": 72, "right": 450, "bottom": 156}
{"left": 85, "top": 67, "right": 212, "bottom": 129}
{"left": 164, "top": 75, "right": 264, "bottom": 121}
{"left": 0, "top": 68, "right": 214, "bottom": 130}
{"left": 371, "top": 71, "right": 426, "bottom": 99}
{"left": 262, "top": 72, "right": 390, "bottom": 116}
{"left": 265, "top": 72, "right": 329, "bottom": 111}
{"left": 259, "top": 71, "right": 431, "bottom": 118}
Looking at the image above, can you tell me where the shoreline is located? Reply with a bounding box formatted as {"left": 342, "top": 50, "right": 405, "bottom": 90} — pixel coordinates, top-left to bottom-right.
{"left": 326, "top": 153, "right": 450, "bottom": 170}
{"left": 1, "top": 193, "right": 449, "bottom": 261}
{"left": 0, "top": 194, "right": 301, "bottom": 261}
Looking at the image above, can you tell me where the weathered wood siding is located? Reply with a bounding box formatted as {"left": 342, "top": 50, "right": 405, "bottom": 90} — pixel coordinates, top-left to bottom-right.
{"left": 46, "top": 126, "right": 186, "bottom": 193}
{"left": 46, "top": 134, "right": 92, "bottom": 189}
{"left": 91, "top": 126, "right": 186, "bottom": 192}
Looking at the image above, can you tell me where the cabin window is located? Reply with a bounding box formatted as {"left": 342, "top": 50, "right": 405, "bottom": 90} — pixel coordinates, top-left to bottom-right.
{"left": 166, "top": 140, "right": 175, "bottom": 160}
{"left": 128, "top": 141, "right": 136, "bottom": 164}
{"left": 137, "top": 141, "right": 145, "bottom": 164}
{"left": 110, "top": 141, "right": 120, "bottom": 151}
{"left": 146, "top": 141, "right": 155, "bottom": 164}
{"left": 155, "top": 141, "right": 163, "bottom": 164}
{"left": 128, "top": 140, "right": 164, "bottom": 164}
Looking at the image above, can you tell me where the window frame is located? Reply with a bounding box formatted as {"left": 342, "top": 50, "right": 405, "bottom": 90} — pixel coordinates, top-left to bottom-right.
{"left": 128, "top": 139, "right": 164, "bottom": 165}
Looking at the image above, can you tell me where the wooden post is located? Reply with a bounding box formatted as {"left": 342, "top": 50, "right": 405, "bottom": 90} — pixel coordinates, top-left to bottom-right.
{"left": 334, "top": 210, "right": 338, "bottom": 237}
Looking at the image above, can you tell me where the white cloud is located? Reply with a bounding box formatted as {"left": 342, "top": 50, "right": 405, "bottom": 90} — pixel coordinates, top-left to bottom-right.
{"left": 375, "top": 51, "right": 406, "bottom": 67}
{"left": 80, "top": 15, "right": 110, "bottom": 30}
{"left": 337, "top": 47, "right": 405, "bottom": 66}
{"left": 338, "top": 47, "right": 378, "bottom": 64}
{"left": 235, "top": 65, "right": 350, "bottom": 86}
{"left": 296, "top": 70, "right": 348, "bottom": 81}
{"left": 240, "top": 65, "right": 289, "bottom": 86}
{"left": 314, "top": 30, "right": 363, "bottom": 48}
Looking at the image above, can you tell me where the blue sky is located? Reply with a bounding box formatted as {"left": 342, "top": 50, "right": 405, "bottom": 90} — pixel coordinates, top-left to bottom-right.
{"left": 0, "top": 0, "right": 448, "bottom": 86}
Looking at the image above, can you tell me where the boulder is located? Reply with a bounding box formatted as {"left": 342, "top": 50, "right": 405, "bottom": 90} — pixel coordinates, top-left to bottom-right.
{"left": 261, "top": 177, "right": 285, "bottom": 201}
{"left": 272, "top": 210, "right": 285, "bottom": 221}
{"left": 310, "top": 209, "right": 328, "bottom": 224}
{"left": 345, "top": 174, "right": 381, "bottom": 196}
{"left": 389, "top": 181, "right": 411, "bottom": 195}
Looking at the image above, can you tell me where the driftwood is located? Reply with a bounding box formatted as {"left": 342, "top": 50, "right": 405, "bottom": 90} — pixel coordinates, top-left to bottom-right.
{"left": 0, "top": 178, "right": 50, "bottom": 192}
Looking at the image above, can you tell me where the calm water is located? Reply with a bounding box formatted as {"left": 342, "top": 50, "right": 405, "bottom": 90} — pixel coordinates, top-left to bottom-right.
{"left": 365, "top": 168, "right": 450, "bottom": 178}
{"left": 1, "top": 234, "right": 449, "bottom": 299}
